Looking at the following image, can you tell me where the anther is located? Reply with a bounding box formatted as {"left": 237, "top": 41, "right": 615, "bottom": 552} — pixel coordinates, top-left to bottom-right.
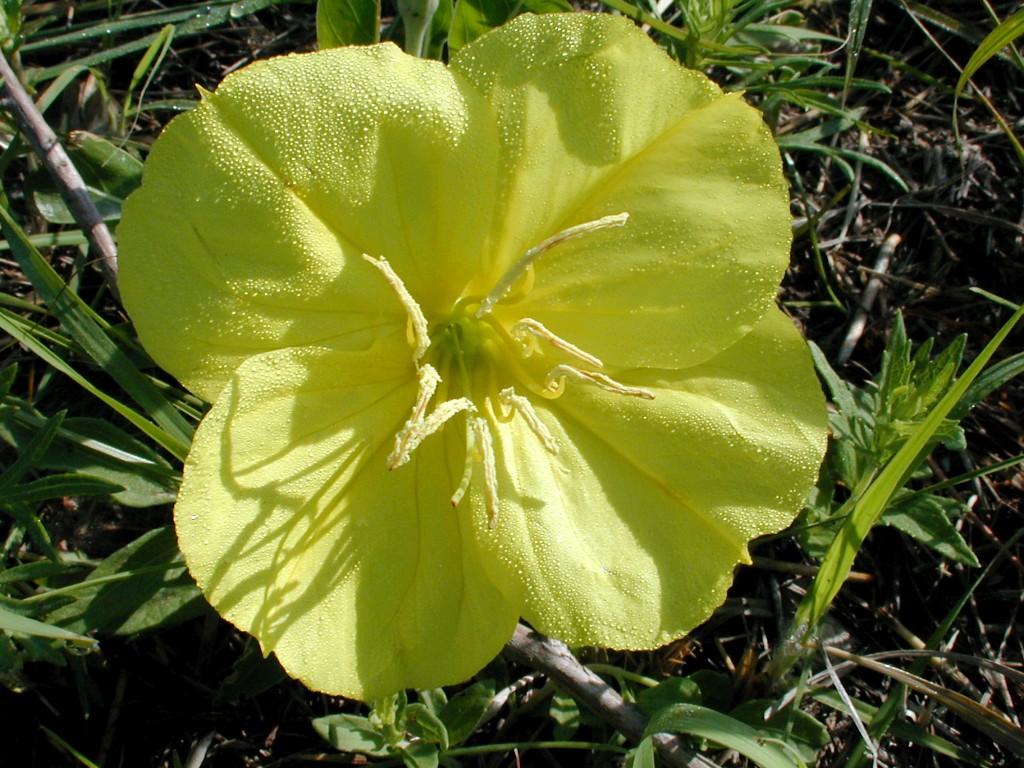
{"left": 388, "top": 396, "right": 475, "bottom": 469}
{"left": 476, "top": 212, "right": 629, "bottom": 318}
{"left": 471, "top": 417, "right": 500, "bottom": 527}
{"left": 512, "top": 318, "right": 604, "bottom": 368}
{"left": 546, "top": 365, "right": 655, "bottom": 400}
{"left": 362, "top": 254, "right": 430, "bottom": 363}
{"left": 500, "top": 387, "right": 558, "bottom": 454}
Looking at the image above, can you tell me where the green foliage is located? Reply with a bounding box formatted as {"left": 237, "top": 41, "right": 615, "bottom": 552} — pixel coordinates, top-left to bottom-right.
{"left": 956, "top": 6, "right": 1024, "bottom": 97}
{"left": 313, "top": 687, "right": 495, "bottom": 765}
{"left": 27, "top": 132, "right": 142, "bottom": 224}
{"left": 635, "top": 670, "right": 828, "bottom": 765}
{"left": 800, "top": 314, "right": 981, "bottom": 566}
{"left": 317, "top": 0, "right": 381, "bottom": 48}
{"left": 43, "top": 526, "right": 205, "bottom": 636}
{"left": 0, "top": 1, "right": 1020, "bottom": 764}
{"left": 448, "top": 0, "right": 572, "bottom": 53}
{"left": 787, "top": 302, "right": 1024, "bottom": 660}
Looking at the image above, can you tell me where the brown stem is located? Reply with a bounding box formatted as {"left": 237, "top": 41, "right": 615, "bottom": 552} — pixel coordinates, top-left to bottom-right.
{"left": 502, "top": 623, "right": 720, "bottom": 768}
{"left": 0, "top": 50, "right": 120, "bottom": 298}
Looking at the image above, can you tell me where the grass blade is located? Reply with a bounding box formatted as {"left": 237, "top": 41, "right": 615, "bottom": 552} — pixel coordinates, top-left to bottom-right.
{"left": 789, "top": 301, "right": 1024, "bottom": 647}
{"left": 955, "top": 7, "right": 1024, "bottom": 98}
{"left": 826, "top": 647, "right": 1024, "bottom": 755}
{"left": 0, "top": 205, "right": 192, "bottom": 458}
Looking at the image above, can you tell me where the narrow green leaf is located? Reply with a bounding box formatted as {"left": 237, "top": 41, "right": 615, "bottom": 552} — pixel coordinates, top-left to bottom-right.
{"left": 827, "top": 647, "right": 1024, "bottom": 755}
{"left": 646, "top": 703, "right": 805, "bottom": 768}
{"left": 956, "top": 7, "right": 1024, "bottom": 98}
{"left": 0, "top": 603, "right": 97, "bottom": 646}
{"left": 317, "top": 0, "right": 380, "bottom": 47}
{"left": 0, "top": 206, "right": 192, "bottom": 458}
{"left": 1, "top": 474, "right": 122, "bottom": 503}
{"left": 0, "top": 306, "right": 187, "bottom": 459}
{"left": 44, "top": 526, "right": 206, "bottom": 636}
{"left": 0, "top": 411, "right": 179, "bottom": 507}
{"left": 125, "top": 23, "right": 175, "bottom": 122}
{"left": 630, "top": 737, "right": 657, "bottom": 768}
{"left": 0, "top": 409, "right": 63, "bottom": 489}
{"left": 792, "top": 302, "right": 1024, "bottom": 639}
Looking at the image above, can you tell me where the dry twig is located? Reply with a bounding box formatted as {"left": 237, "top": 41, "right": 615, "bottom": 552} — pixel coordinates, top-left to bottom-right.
{"left": 0, "top": 50, "right": 119, "bottom": 296}
{"left": 503, "top": 623, "right": 721, "bottom": 768}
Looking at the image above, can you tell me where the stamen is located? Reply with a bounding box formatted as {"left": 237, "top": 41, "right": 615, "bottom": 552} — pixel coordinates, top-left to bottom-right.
{"left": 512, "top": 318, "right": 604, "bottom": 368}
{"left": 471, "top": 417, "right": 500, "bottom": 527}
{"left": 546, "top": 365, "right": 655, "bottom": 400}
{"left": 362, "top": 254, "right": 430, "bottom": 363}
{"left": 499, "top": 387, "right": 558, "bottom": 454}
{"left": 412, "top": 364, "right": 441, "bottom": 420}
{"left": 476, "top": 212, "right": 629, "bottom": 318}
{"left": 388, "top": 396, "right": 475, "bottom": 469}
{"left": 450, "top": 417, "right": 475, "bottom": 509}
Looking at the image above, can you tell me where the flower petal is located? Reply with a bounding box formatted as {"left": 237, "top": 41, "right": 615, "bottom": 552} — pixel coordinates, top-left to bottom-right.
{"left": 478, "top": 309, "right": 825, "bottom": 648}
{"left": 452, "top": 13, "right": 791, "bottom": 370}
{"left": 177, "top": 340, "right": 519, "bottom": 699}
{"left": 119, "top": 44, "right": 500, "bottom": 403}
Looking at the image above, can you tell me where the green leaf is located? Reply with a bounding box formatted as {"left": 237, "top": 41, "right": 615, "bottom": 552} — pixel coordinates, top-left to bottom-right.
{"left": 0, "top": 473, "right": 122, "bottom": 503}
{"left": 28, "top": 131, "right": 143, "bottom": 224}
{"left": 637, "top": 676, "right": 702, "bottom": 716}
{"left": 0, "top": 413, "right": 179, "bottom": 507}
{"left": 317, "top": 0, "right": 380, "bottom": 48}
{"left": 404, "top": 703, "right": 449, "bottom": 750}
{"left": 400, "top": 739, "right": 439, "bottom": 768}
{"left": 438, "top": 679, "right": 495, "bottom": 745}
{"left": 646, "top": 703, "right": 806, "bottom": 768}
{"left": 0, "top": 408, "right": 64, "bottom": 490}
{"left": 729, "top": 700, "right": 829, "bottom": 765}
{"left": 549, "top": 691, "right": 580, "bottom": 740}
{"left": 44, "top": 526, "right": 206, "bottom": 636}
{"left": 448, "top": 0, "right": 571, "bottom": 53}
{"left": 0, "top": 205, "right": 192, "bottom": 459}
{"left": 217, "top": 642, "right": 287, "bottom": 702}
{"left": 956, "top": 7, "right": 1024, "bottom": 98}
{"left": 630, "top": 736, "right": 657, "bottom": 768}
{"left": 791, "top": 302, "right": 1024, "bottom": 644}
{"left": 0, "top": 603, "right": 96, "bottom": 647}
{"left": 312, "top": 713, "right": 392, "bottom": 756}
{"left": 881, "top": 495, "right": 979, "bottom": 566}
{"left": 953, "top": 350, "right": 1024, "bottom": 418}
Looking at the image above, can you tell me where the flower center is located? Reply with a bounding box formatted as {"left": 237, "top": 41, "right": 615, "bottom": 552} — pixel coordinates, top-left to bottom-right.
{"left": 362, "top": 212, "right": 652, "bottom": 526}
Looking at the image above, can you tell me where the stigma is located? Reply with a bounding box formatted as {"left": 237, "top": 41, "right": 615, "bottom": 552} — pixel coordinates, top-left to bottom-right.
{"left": 363, "top": 212, "right": 653, "bottom": 525}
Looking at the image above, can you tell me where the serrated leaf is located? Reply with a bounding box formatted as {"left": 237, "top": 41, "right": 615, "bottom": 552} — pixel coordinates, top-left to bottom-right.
{"left": 881, "top": 495, "right": 979, "bottom": 566}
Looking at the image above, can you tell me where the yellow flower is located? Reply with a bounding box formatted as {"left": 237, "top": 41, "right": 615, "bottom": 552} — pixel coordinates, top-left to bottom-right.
{"left": 118, "top": 12, "right": 827, "bottom": 700}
